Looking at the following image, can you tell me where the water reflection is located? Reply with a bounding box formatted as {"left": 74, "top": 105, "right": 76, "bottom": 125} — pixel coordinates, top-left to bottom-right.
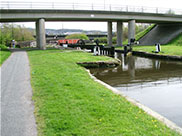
{"left": 91, "top": 53, "right": 182, "bottom": 87}
{"left": 90, "top": 53, "right": 182, "bottom": 127}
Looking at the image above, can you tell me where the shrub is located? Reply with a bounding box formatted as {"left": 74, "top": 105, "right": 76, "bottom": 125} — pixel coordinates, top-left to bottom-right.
{"left": 112, "top": 37, "right": 117, "bottom": 44}
{"left": 94, "top": 36, "right": 117, "bottom": 45}
{"left": 65, "top": 33, "right": 89, "bottom": 40}
{"left": 94, "top": 37, "right": 107, "bottom": 44}
{"left": 0, "top": 44, "right": 7, "bottom": 49}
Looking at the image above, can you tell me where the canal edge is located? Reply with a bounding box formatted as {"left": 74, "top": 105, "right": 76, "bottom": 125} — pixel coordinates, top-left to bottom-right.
{"left": 86, "top": 69, "right": 182, "bottom": 135}
{"left": 132, "top": 51, "right": 182, "bottom": 61}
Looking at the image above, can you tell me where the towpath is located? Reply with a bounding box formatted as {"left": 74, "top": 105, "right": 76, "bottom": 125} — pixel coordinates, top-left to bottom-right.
{"left": 1, "top": 51, "right": 37, "bottom": 136}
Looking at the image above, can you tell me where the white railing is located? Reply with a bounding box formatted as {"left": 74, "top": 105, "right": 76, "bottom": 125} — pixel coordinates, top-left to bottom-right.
{"left": 0, "top": 1, "right": 182, "bottom": 15}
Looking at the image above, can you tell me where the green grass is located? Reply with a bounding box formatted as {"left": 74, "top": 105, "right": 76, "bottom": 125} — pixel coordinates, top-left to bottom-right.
{"left": 135, "top": 24, "right": 156, "bottom": 41}
{"left": 122, "top": 24, "right": 156, "bottom": 45}
{"left": 0, "top": 49, "right": 11, "bottom": 66}
{"left": 133, "top": 34, "right": 182, "bottom": 56}
{"left": 27, "top": 49, "right": 180, "bottom": 136}
{"left": 133, "top": 45, "right": 182, "bottom": 56}
{"left": 168, "top": 34, "right": 182, "bottom": 46}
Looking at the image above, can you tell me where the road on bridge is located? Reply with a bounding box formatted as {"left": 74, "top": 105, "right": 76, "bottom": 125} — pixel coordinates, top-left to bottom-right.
{"left": 1, "top": 51, "right": 37, "bottom": 136}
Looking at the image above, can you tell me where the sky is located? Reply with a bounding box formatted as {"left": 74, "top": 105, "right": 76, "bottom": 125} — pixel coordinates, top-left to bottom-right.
{"left": 1, "top": 0, "right": 181, "bottom": 31}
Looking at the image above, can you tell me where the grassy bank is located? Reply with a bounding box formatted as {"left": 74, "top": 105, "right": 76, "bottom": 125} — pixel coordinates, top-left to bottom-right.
{"left": 133, "top": 45, "right": 182, "bottom": 56}
{"left": 0, "top": 45, "right": 11, "bottom": 65}
{"left": 133, "top": 34, "right": 182, "bottom": 56}
{"left": 122, "top": 24, "right": 155, "bottom": 45}
{"left": 135, "top": 24, "right": 155, "bottom": 41}
{"left": 28, "top": 50, "right": 180, "bottom": 136}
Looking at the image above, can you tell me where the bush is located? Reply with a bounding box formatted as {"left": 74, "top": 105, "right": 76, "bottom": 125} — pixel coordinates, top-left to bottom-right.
{"left": 112, "top": 37, "right": 117, "bottom": 44}
{"left": 94, "top": 37, "right": 107, "bottom": 44}
{"left": 65, "top": 33, "right": 89, "bottom": 40}
{"left": 94, "top": 36, "right": 117, "bottom": 45}
{"left": 0, "top": 44, "right": 7, "bottom": 49}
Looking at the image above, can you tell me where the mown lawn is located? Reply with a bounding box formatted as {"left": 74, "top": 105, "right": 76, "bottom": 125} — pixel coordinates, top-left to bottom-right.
{"left": 0, "top": 50, "right": 11, "bottom": 65}
{"left": 133, "top": 34, "right": 182, "bottom": 56}
{"left": 133, "top": 45, "right": 182, "bottom": 56}
{"left": 28, "top": 50, "right": 181, "bottom": 136}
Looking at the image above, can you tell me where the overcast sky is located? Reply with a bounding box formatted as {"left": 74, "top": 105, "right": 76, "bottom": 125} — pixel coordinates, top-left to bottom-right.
{"left": 1, "top": 0, "right": 181, "bottom": 31}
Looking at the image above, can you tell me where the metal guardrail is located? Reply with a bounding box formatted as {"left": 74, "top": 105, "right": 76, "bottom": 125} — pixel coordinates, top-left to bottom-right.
{"left": 0, "top": 1, "right": 182, "bottom": 15}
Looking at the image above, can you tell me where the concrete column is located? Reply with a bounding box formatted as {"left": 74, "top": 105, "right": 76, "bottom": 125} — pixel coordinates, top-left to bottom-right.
{"left": 117, "top": 21, "right": 123, "bottom": 46}
{"left": 107, "top": 21, "right": 112, "bottom": 46}
{"left": 128, "top": 20, "right": 136, "bottom": 43}
{"left": 36, "top": 21, "right": 39, "bottom": 48}
{"left": 36, "top": 18, "right": 46, "bottom": 50}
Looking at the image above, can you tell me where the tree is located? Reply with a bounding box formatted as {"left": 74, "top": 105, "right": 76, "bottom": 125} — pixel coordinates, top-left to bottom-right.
{"left": 0, "top": 23, "right": 35, "bottom": 46}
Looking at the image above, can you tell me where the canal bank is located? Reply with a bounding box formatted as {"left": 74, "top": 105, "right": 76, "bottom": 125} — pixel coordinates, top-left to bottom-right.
{"left": 115, "top": 47, "right": 182, "bottom": 61}
{"left": 87, "top": 69, "right": 182, "bottom": 135}
{"left": 132, "top": 50, "right": 182, "bottom": 61}
{"left": 90, "top": 53, "right": 182, "bottom": 132}
{"left": 27, "top": 49, "right": 181, "bottom": 136}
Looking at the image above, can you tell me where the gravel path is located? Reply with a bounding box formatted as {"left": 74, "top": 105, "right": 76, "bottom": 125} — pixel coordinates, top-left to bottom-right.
{"left": 1, "top": 51, "right": 37, "bottom": 136}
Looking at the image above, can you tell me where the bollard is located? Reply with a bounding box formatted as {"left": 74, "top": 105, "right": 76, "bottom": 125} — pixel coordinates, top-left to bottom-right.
{"left": 124, "top": 45, "right": 127, "bottom": 54}
{"left": 155, "top": 43, "right": 161, "bottom": 53}
{"left": 93, "top": 46, "right": 100, "bottom": 56}
{"left": 111, "top": 47, "right": 115, "bottom": 57}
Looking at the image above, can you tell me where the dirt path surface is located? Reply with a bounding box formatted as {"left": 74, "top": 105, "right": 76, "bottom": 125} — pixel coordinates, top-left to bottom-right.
{"left": 1, "top": 51, "right": 37, "bottom": 136}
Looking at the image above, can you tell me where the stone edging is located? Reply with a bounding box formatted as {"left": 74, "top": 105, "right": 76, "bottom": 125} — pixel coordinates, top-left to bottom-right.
{"left": 77, "top": 60, "right": 121, "bottom": 68}
{"left": 86, "top": 69, "right": 182, "bottom": 135}
{"left": 132, "top": 51, "right": 182, "bottom": 61}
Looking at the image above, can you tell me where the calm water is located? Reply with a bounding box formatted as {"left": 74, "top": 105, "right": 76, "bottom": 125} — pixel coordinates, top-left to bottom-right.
{"left": 90, "top": 53, "right": 182, "bottom": 127}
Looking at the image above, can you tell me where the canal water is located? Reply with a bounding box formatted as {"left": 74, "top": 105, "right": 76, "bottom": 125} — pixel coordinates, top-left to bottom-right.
{"left": 90, "top": 53, "right": 182, "bottom": 128}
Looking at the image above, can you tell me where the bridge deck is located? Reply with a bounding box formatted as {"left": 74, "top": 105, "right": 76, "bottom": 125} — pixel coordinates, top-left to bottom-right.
{"left": 1, "top": 9, "right": 182, "bottom": 23}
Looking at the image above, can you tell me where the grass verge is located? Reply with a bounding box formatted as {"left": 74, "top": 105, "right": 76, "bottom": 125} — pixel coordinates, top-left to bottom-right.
{"left": 133, "top": 45, "right": 182, "bottom": 56}
{"left": 135, "top": 24, "right": 156, "bottom": 41}
{"left": 133, "top": 34, "right": 182, "bottom": 56}
{"left": 0, "top": 46, "right": 11, "bottom": 65}
{"left": 28, "top": 49, "right": 180, "bottom": 136}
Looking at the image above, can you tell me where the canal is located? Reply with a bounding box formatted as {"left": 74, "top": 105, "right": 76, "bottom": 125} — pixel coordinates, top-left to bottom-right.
{"left": 90, "top": 53, "right": 182, "bottom": 128}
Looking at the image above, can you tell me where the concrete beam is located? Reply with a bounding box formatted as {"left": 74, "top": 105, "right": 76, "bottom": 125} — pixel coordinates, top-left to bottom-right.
{"left": 117, "top": 21, "right": 123, "bottom": 46}
{"left": 1, "top": 10, "right": 182, "bottom": 23}
{"left": 37, "top": 18, "right": 46, "bottom": 50}
{"left": 128, "top": 20, "right": 136, "bottom": 43}
{"left": 107, "top": 21, "right": 112, "bottom": 46}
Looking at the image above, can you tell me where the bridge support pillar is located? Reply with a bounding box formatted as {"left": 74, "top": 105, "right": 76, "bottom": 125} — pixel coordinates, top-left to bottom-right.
{"left": 117, "top": 21, "right": 123, "bottom": 46}
{"left": 128, "top": 20, "right": 136, "bottom": 44}
{"left": 36, "top": 18, "right": 46, "bottom": 50}
{"left": 36, "top": 21, "right": 40, "bottom": 49}
{"left": 107, "top": 21, "right": 112, "bottom": 46}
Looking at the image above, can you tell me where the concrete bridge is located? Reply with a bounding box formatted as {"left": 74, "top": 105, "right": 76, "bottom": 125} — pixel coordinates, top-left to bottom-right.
{"left": 1, "top": 2, "right": 182, "bottom": 49}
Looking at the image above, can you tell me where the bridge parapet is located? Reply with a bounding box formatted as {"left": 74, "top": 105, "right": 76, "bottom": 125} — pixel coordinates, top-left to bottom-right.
{"left": 1, "top": 1, "right": 182, "bottom": 15}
